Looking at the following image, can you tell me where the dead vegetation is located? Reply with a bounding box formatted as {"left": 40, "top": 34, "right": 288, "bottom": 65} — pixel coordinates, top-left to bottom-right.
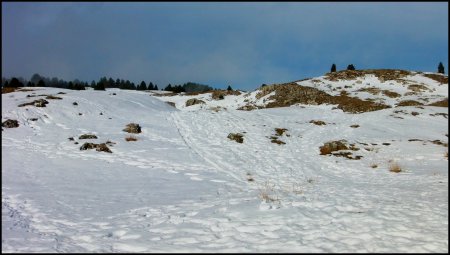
{"left": 79, "top": 142, "right": 112, "bottom": 153}
{"left": 389, "top": 161, "right": 402, "bottom": 173}
{"left": 125, "top": 135, "right": 138, "bottom": 142}
{"left": 227, "top": 133, "right": 244, "bottom": 143}
{"left": 18, "top": 99, "right": 49, "bottom": 107}
{"left": 123, "top": 123, "right": 142, "bottom": 133}
{"left": 211, "top": 90, "right": 241, "bottom": 100}
{"left": 79, "top": 134, "right": 98, "bottom": 139}
{"left": 2, "top": 119, "right": 19, "bottom": 128}
{"left": 319, "top": 140, "right": 363, "bottom": 160}
{"left": 423, "top": 73, "right": 448, "bottom": 84}
{"left": 427, "top": 98, "right": 448, "bottom": 107}
{"left": 396, "top": 100, "right": 423, "bottom": 107}
{"left": 324, "top": 69, "right": 411, "bottom": 82}
{"left": 45, "top": 95, "right": 63, "bottom": 100}
{"left": 310, "top": 120, "right": 326, "bottom": 126}
{"left": 255, "top": 82, "right": 390, "bottom": 113}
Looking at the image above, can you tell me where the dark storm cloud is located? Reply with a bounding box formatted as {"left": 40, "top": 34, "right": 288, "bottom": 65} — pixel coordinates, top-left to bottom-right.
{"left": 2, "top": 2, "right": 448, "bottom": 90}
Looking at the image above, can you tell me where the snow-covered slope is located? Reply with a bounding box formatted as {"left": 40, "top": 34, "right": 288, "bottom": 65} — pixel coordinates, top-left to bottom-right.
{"left": 2, "top": 70, "right": 448, "bottom": 252}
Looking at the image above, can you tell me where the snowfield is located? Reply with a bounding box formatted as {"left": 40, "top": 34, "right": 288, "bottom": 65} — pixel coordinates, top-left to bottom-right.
{"left": 2, "top": 72, "right": 448, "bottom": 252}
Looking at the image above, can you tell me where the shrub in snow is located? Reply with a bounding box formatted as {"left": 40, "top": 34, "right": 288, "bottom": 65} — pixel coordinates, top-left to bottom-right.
{"left": 2, "top": 119, "right": 19, "bottom": 128}
{"left": 18, "top": 99, "right": 49, "bottom": 108}
{"left": 309, "top": 120, "right": 326, "bottom": 126}
{"left": 79, "top": 134, "right": 98, "bottom": 139}
{"left": 227, "top": 133, "right": 244, "bottom": 143}
{"left": 123, "top": 123, "right": 142, "bottom": 133}
{"left": 319, "top": 140, "right": 349, "bottom": 155}
{"left": 79, "top": 142, "right": 112, "bottom": 153}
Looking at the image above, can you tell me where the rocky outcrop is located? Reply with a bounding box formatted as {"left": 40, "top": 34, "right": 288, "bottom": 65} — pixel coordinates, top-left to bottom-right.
{"left": 185, "top": 98, "right": 205, "bottom": 107}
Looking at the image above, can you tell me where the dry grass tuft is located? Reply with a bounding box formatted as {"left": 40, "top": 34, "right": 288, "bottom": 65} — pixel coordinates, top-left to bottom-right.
{"left": 125, "top": 135, "right": 138, "bottom": 142}
{"left": 389, "top": 161, "right": 402, "bottom": 173}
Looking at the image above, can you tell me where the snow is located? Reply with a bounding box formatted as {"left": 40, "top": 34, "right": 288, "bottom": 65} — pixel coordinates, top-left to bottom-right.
{"left": 2, "top": 76, "right": 448, "bottom": 253}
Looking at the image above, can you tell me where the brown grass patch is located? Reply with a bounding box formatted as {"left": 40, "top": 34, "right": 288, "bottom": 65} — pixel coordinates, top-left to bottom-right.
{"left": 427, "top": 98, "right": 448, "bottom": 107}
{"left": 271, "top": 139, "right": 286, "bottom": 145}
{"left": 125, "top": 135, "right": 138, "bottom": 142}
{"left": 2, "top": 87, "right": 18, "bottom": 94}
{"left": 397, "top": 100, "right": 423, "bottom": 107}
{"left": 310, "top": 120, "right": 326, "bottom": 126}
{"left": 227, "top": 133, "right": 244, "bottom": 143}
{"left": 389, "top": 161, "right": 402, "bottom": 173}
{"left": 381, "top": 90, "right": 401, "bottom": 98}
{"left": 423, "top": 73, "right": 448, "bottom": 84}
{"left": 274, "top": 128, "right": 288, "bottom": 136}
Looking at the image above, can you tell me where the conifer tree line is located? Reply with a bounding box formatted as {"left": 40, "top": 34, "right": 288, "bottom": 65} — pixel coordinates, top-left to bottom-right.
{"left": 329, "top": 62, "right": 446, "bottom": 74}
{"left": 1, "top": 73, "right": 217, "bottom": 92}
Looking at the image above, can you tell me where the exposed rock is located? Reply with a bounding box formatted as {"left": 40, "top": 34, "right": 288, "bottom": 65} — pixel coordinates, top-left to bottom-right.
{"left": 123, "top": 123, "right": 142, "bottom": 133}
{"left": 350, "top": 124, "right": 360, "bottom": 128}
{"left": 166, "top": 101, "right": 176, "bottom": 107}
{"left": 2, "top": 119, "right": 19, "bottom": 128}
{"left": 73, "top": 102, "right": 78, "bottom": 106}
{"left": 79, "top": 134, "right": 98, "bottom": 139}
{"left": 227, "top": 133, "right": 244, "bottom": 143}
{"left": 185, "top": 98, "right": 205, "bottom": 107}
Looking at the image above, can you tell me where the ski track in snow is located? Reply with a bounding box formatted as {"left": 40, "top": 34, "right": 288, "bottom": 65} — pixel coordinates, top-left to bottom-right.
{"left": 2, "top": 87, "right": 448, "bottom": 252}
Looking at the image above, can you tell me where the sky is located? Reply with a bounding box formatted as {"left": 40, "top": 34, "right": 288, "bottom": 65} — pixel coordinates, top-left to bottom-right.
{"left": 2, "top": 2, "right": 448, "bottom": 91}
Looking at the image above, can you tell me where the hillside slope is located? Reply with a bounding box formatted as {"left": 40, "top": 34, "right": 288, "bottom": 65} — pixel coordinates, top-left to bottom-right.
{"left": 2, "top": 70, "right": 448, "bottom": 252}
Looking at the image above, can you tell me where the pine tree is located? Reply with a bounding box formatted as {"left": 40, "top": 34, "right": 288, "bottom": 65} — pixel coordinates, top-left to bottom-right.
{"left": 227, "top": 85, "right": 232, "bottom": 91}
{"left": 154, "top": 84, "right": 159, "bottom": 91}
{"left": 331, "top": 63, "right": 336, "bottom": 72}
{"left": 438, "top": 62, "right": 445, "bottom": 74}
{"left": 148, "top": 82, "right": 154, "bottom": 90}
{"left": 37, "top": 79, "right": 46, "bottom": 87}
{"left": 347, "top": 64, "right": 355, "bottom": 70}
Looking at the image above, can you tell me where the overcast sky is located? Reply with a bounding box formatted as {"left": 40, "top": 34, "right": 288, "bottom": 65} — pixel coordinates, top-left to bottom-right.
{"left": 2, "top": 2, "right": 448, "bottom": 90}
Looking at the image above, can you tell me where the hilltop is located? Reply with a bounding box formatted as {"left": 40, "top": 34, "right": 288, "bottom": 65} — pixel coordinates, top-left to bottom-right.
{"left": 2, "top": 69, "right": 448, "bottom": 252}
